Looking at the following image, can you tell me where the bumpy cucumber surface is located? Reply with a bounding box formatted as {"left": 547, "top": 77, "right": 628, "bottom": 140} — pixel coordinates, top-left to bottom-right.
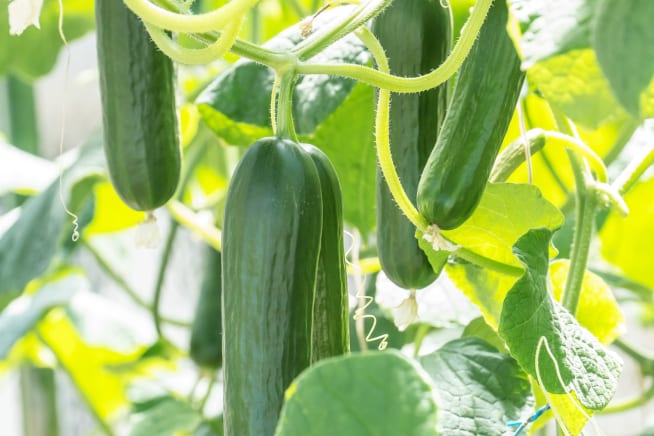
{"left": 222, "top": 138, "right": 322, "bottom": 436}
{"left": 95, "top": 0, "right": 180, "bottom": 211}
{"left": 416, "top": 0, "right": 525, "bottom": 230}
{"left": 373, "top": 0, "right": 452, "bottom": 289}
{"left": 189, "top": 246, "right": 222, "bottom": 369}
{"left": 302, "top": 144, "right": 349, "bottom": 362}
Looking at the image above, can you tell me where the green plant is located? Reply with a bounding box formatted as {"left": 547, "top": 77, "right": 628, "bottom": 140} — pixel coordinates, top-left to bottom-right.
{"left": 2, "top": 1, "right": 654, "bottom": 435}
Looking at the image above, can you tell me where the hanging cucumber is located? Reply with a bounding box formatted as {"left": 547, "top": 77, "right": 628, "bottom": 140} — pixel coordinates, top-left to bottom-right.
{"left": 189, "top": 246, "right": 222, "bottom": 369}
{"left": 416, "top": 0, "right": 525, "bottom": 230}
{"left": 373, "top": 0, "right": 452, "bottom": 289}
{"left": 222, "top": 138, "right": 322, "bottom": 436}
{"left": 302, "top": 144, "right": 349, "bottom": 362}
{"left": 95, "top": 0, "right": 181, "bottom": 211}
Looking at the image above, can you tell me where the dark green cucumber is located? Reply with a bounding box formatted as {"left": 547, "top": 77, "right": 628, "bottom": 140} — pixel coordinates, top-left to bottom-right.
{"left": 373, "top": 0, "right": 452, "bottom": 289}
{"left": 416, "top": 0, "right": 525, "bottom": 230}
{"left": 95, "top": 0, "right": 180, "bottom": 211}
{"left": 302, "top": 144, "right": 349, "bottom": 362}
{"left": 222, "top": 137, "right": 322, "bottom": 436}
{"left": 189, "top": 246, "right": 222, "bottom": 369}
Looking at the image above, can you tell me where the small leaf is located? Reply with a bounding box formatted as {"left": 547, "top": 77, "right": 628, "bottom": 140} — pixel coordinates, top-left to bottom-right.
{"left": 498, "top": 229, "right": 622, "bottom": 414}
{"left": 275, "top": 351, "right": 439, "bottom": 436}
{"left": 419, "top": 337, "right": 534, "bottom": 436}
{"left": 592, "top": 0, "right": 654, "bottom": 118}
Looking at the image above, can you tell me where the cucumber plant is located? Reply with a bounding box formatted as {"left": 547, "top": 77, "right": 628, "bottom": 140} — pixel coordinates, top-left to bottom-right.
{"left": 4, "top": 1, "right": 654, "bottom": 436}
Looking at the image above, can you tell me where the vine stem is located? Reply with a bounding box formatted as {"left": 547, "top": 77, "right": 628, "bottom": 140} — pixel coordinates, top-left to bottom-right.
{"left": 123, "top": 0, "right": 258, "bottom": 33}
{"left": 152, "top": 222, "right": 179, "bottom": 341}
{"left": 613, "top": 141, "right": 654, "bottom": 195}
{"left": 296, "top": 0, "right": 493, "bottom": 93}
{"left": 166, "top": 201, "right": 222, "bottom": 251}
{"left": 81, "top": 238, "right": 190, "bottom": 327}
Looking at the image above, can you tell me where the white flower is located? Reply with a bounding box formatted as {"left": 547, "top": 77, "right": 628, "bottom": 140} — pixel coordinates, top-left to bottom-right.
{"left": 9, "top": 0, "right": 43, "bottom": 36}
{"left": 393, "top": 290, "right": 418, "bottom": 332}
{"left": 135, "top": 212, "right": 161, "bottom": 249}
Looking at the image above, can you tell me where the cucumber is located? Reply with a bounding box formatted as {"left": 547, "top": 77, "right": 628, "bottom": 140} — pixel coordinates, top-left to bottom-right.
{"left": 416, "top": 0, "right": 525, "bottom": 230}
{"left": 189, "top": 246, "right": 222, "bottom": 369}
{"left": 95, "top": 0, "right": 181, "bottom": 211}
{"left": 302, "top": 144, "right": 349, "bottom": 362}
{"left": 222, "top": 137, "right": 322, "bottom": 436}
{"left": 373, "top": 0, "right": 452, "bottom": 289}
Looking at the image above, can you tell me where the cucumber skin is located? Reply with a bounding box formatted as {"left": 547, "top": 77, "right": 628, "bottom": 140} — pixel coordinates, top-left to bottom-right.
{"left": 222, "top": 138, "right": 322, "bottom": 436}
{"left": 373, "top": 0, "right": 452, "bottom": 289}
{"left": 95, "top": 0, "right": 180, "bottom": 211}
{"left": 302, "top": 144, "right": 350, "bottom": 362}
{"left": 189, "top": 246, "right": 222, "bottom": 369}
{"left": 416, "top": 0, "right": 525, "bottom": 230}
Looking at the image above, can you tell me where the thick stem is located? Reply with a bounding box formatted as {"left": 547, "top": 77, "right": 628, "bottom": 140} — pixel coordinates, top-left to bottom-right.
{"left": 561, "top": 152, "right": 597, "bottom": 315}
{"left": 7, "top": 75, "right": 39, "bottom": 154}
{"left": 20, "top": 366, "right": 59, "bottom": 436}
{"left": 275, "top": 71, "right": 298, "bottom": 141}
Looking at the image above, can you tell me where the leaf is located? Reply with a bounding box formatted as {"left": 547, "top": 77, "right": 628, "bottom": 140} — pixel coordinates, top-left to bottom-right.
{"left": 0, "top": 268, "right": 84, "bottom": 359}
{"left": 0, "top": 142, "right": 57, "bottom": 195}
{"left": 508, "top": 0, "right": 597, "bottom": 68}
{"left": 0, "top": 0, "right": 95, "bottom": 80}
{"left": 306, "top": 83, "right": 377, "bottom": 236}
{"left": 83, "top": 181, "right": 145, "bottom": 235}
{"left": 0, "top": 137, "right": 105, "bottom": 311}
{"left": 527, "top": 49, "right": 627, "bottom": 129}
{"left": 592, "top": 0, "right": 654, "bottom": 118}
{"left": 275, "top": 351, "right": 439, "bottom": 436}
{"left": 38, "top": 310, "right": 133, "bottom": 420}
{"left": 128, "top": 395, "right": 203, "bottom": 436}
{"left": 461, "top": 317, "right": 506, "bottom": 352}
{"left": 600, "top": 177, "right": 654, "bottom": 289}
{"left": 446, "top": 265, "right": 518, "bottom": 331}
{"left": 498, "top": 229, "right": 622, "bottom": 413}
{"left": 443, "top": 183, "right": 564, "bottom": 269}
{"left": 419, "top": 337, "right": 534, "bottom": 436}
{"left": 196, "top": 5, "right": 371, "bottom": 145}
{"left": 549, "top": 260, "right": 625, "bottom": 344}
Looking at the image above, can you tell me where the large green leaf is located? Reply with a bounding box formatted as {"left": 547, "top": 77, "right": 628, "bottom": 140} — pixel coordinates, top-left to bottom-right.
{"left": 275, "top": 351, "right": 439, "bottom": 436}
{"left": 0, "top": 136, "right": 104, "bottom": 311}
{"left": 592, "top": 0, "right": 654, "bottom": 118}
{"left": 0, "top": 0, "right": 95, "bottom": 80}
{"left": 196, "top": 5, "right": 370, "bottom": 145}
{"left": 0, "top": 268, "right": 84, "bottom": 359}
{"left": 419, "top": 337, "right": 533, "bottom": 436}
{"left": 498, "top": 229, "right": 622, "bottom": 414}
{"left": 420, "top": 183, "right": 563, "bottom": 275}
{"left": 306, "top": 83, "right": 376, "bottom": 236}
{"left": 527, "top": 49, "right": 627, "bottom": 129}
